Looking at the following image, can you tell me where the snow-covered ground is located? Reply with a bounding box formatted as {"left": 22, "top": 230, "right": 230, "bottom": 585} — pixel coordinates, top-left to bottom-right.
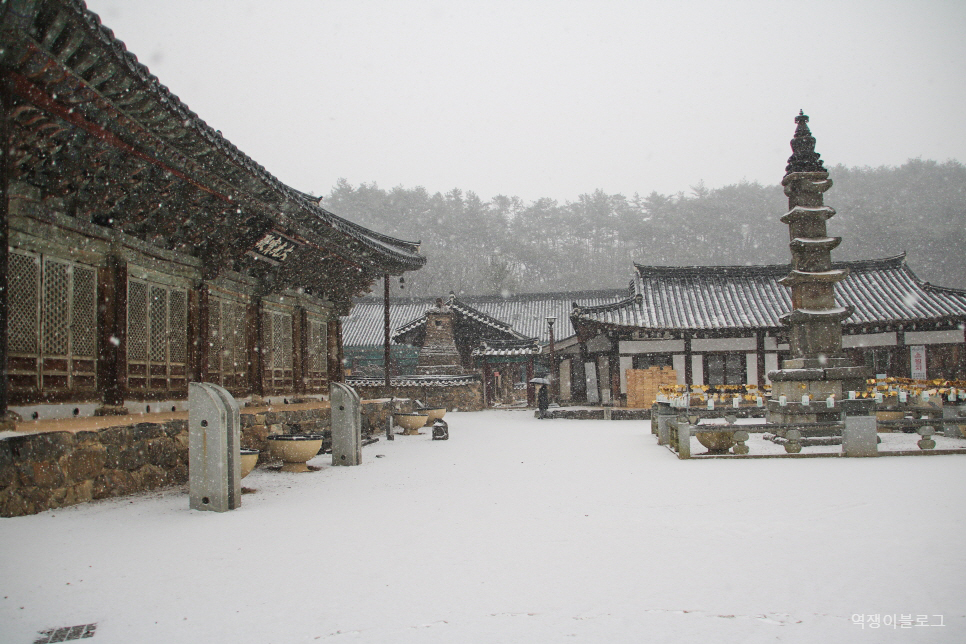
{"left": 2, "top": 410, "right": 963, "bottom": 643}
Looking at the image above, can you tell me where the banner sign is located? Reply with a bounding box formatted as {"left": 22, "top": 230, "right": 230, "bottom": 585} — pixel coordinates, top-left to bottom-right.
{"left": 909, "top": 345, "right": 927, "bottom": 380}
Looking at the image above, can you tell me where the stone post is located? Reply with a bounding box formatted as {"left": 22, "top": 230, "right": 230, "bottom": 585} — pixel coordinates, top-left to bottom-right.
{"left": 842, "top": 415, "right": 878, "bottom": 457}
{"left": 942, "top": 404, "right": 965, "bottom": 439}
{"left": 655, "top": 401, "right": 674, "bottom": 445}
{"left": 188, "top": 382, "right": 241, "bottom": 512}
{"left": 331, "top": 382, "right": 362, "bottom": 466}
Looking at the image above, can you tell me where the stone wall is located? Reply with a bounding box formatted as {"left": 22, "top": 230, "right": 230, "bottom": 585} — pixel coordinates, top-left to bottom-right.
{"left": 0, "top": 420, "right": 189, "bottom": 518}
{"left": 0, "top": 399, "right": 413, "bottom": 518}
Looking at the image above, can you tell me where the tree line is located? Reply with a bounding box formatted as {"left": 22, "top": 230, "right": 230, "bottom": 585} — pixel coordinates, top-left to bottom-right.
{"left": 322, "top": 159, "right": 966, "bottom": 297}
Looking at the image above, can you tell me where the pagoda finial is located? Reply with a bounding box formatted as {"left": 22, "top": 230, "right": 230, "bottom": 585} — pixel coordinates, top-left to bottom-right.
{"left": 785, "top": 110, "right": 825, "bottom": 175}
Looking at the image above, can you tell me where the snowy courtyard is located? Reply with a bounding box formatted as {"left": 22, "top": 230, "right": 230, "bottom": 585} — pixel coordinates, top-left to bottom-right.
{"left": 1, "top": 410, "right": 963, "bottom": 643}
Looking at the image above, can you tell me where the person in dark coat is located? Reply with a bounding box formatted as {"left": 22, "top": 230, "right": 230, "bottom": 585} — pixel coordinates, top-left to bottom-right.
{"left": 537, "top": 384, "right": 549, "bottom": 418}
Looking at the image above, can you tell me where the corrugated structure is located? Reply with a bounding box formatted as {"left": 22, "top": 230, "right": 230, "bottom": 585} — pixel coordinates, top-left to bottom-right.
{"left": 573, "top": 255, "right": 966, "bottom": 336}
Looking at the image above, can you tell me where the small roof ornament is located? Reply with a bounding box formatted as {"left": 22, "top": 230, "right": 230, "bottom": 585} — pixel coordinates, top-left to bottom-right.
{"left": 784, "top": 110, "right": 826, "bottom": 175}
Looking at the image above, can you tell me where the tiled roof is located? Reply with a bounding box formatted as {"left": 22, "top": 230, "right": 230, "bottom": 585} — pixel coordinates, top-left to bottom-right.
{"left": 573, "top": 255, "right": 966, "bottom": 332}
{"left": 343, "top": 288, "right": 630, "bottom": 347}
{"left": 471, "top": 338, "right": 541, "bottom": 357}
{"left": 1, "top": 0, "right": 424, "bottom": 276}
{"left": 345, "top": 375, "right": 479, "bottom": 388}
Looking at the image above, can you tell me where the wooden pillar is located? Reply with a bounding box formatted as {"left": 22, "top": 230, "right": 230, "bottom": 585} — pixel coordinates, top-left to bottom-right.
{"left": 0, "top": 83, "right": 10, "bottom": 426}
{"left": 95, "top": 254, "right": 128, "bottom": 414}
{"left": 383, "top": 275, "right": 391, "bottom": 387}
{"left": 526, "top": 356, "right": 535, "bottom": 407}
{"left": 896, "top": 328, "right": 908, "bottom": 378}
{"left": 249, "top": 300, "right": 264, "bottom": 398}
{"left": 482, "top": 359, "right": 491, "bottom": 407}
{"left": 575, "top": 341, "right": 589, "bottom": 403}
{"left": 609, "top": 338, "right": 621, "bottom": 405}
{"left": 684, "top": 335, "right": 693, "bottom": 386}
{"left": 196, "top": 284, "right": 210, "bottom": 383}
{"left": 327, "top": 318, "right": 343, "bottom": 384}
{"left": 756, "top": 331, "right": 766, "bottom": 386}
{"left": 957, "top": 326, "right": 966, "bottom": 380}
{"left": 547, "top": 319, "right": 557, "bottom": 401}
{"left": 292, "top": 306, "right": 306, "bottom": 395}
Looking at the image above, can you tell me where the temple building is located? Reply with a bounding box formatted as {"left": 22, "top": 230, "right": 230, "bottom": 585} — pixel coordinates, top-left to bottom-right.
{"left": 568, "top": 254, "right": 966, "bottom": 405}
{"left": 341, "top": 289, "right": 628, "bottom": 405}
{"left": 0, "top": 0, "right": 425, "bottom": 425}
{"left": 567, "top": 113, "right": 966, "bottom": 406}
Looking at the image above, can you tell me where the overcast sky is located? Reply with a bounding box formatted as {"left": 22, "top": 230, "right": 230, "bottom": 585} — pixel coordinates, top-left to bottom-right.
{"left": 87, "top": 0, "right": 966, "bottom": 204}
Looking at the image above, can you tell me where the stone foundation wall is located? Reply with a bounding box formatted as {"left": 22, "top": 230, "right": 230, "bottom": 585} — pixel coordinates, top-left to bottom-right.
{"left": 349, "top": 384, "right": 484, "bottom": 412}
{"left": 0, "top": 399, "right": 413, "bottom": 518}
{"left": 0, "top": 420, "right": 189, "bottom": 518}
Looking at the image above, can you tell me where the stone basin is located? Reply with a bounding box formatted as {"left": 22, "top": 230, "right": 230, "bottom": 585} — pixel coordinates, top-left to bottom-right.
{"left": 697, "top": 429, "right": 736, "bottom": 454}
{"left": 240, "top": 449, "right": 260, "bottom": 478}
{"left": 266, "top": 435, "right": 324, "bottom": 472}
{"left": 394, "top": 412, "right": 430, "bottom": 435}
{"left": 421, "top": 408, "right": 446, "bottom": 425}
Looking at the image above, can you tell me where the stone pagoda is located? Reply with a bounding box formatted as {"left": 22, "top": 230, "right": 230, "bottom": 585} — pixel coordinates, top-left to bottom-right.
{"left": 415, "top": 298, "right": 466, "bottom": 375}
{"left": 768, "top": 112, "right": 870, "bottom": 431}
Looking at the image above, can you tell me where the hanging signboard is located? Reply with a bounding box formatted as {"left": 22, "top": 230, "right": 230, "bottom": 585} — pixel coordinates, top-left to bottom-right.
{"left": 249, "top": 232, "right": 298, "bottom": 264}
{"left": 909, "top": 345, "right": 927, "bottom": 380}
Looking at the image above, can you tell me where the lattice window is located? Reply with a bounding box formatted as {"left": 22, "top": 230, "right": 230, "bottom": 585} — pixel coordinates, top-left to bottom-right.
{"left": 127, "top": 281, "right": 149, "bottom": 362}
{"left": 261, "top": 308, "right": 293, "bottom": 390}
{"left": 127, "top": 277, "right": 187, "bottom": 391}
{"left": 70, "top": 266, "right": 97, "bottom": 358}
{"left": 7, "top": 250, "right": 97, "bottom": 393}
{"left": 169, "top": 290, "right": 187, "bottom": 364}
{"left": 42, "top": 259, "right": 70, "bottom": 356}
{"left": 149, "top": 286, "right": 167, "bottom": 364}
{"left": 207, "top": 296, "right": 249, "bottom": 387}
{"left": 271, "top": 312, "right": 293, "bottom": 370}
{"left": 8, "top": 252, "right": 39, "bottom": 355}
{"left": 308, "top": 318, "right": 327, "bottom": 374}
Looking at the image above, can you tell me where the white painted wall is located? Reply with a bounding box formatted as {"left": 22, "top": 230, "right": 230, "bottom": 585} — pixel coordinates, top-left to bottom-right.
{"left": 905, "top": 329, "right": 965, "bottom": 345}
{"left": 691, "top": 337, "right": 756, "bottom": 352}
{"left": 691, "top": 354, "right": 704, "bottom": 385}
{"left": 842, "top": 332, "right": 896, "bottom": 348}
{"left": 618, "top": 339, "right": 685, "bottom": 353}
{"left": 619, "top": 356, "right": 632, "bottom": 394}
{"left": 672, "top": 354, "right": 687, "bottom": 384}
{"left": 746, "top": 352, "right": 758, "bottom": 385}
